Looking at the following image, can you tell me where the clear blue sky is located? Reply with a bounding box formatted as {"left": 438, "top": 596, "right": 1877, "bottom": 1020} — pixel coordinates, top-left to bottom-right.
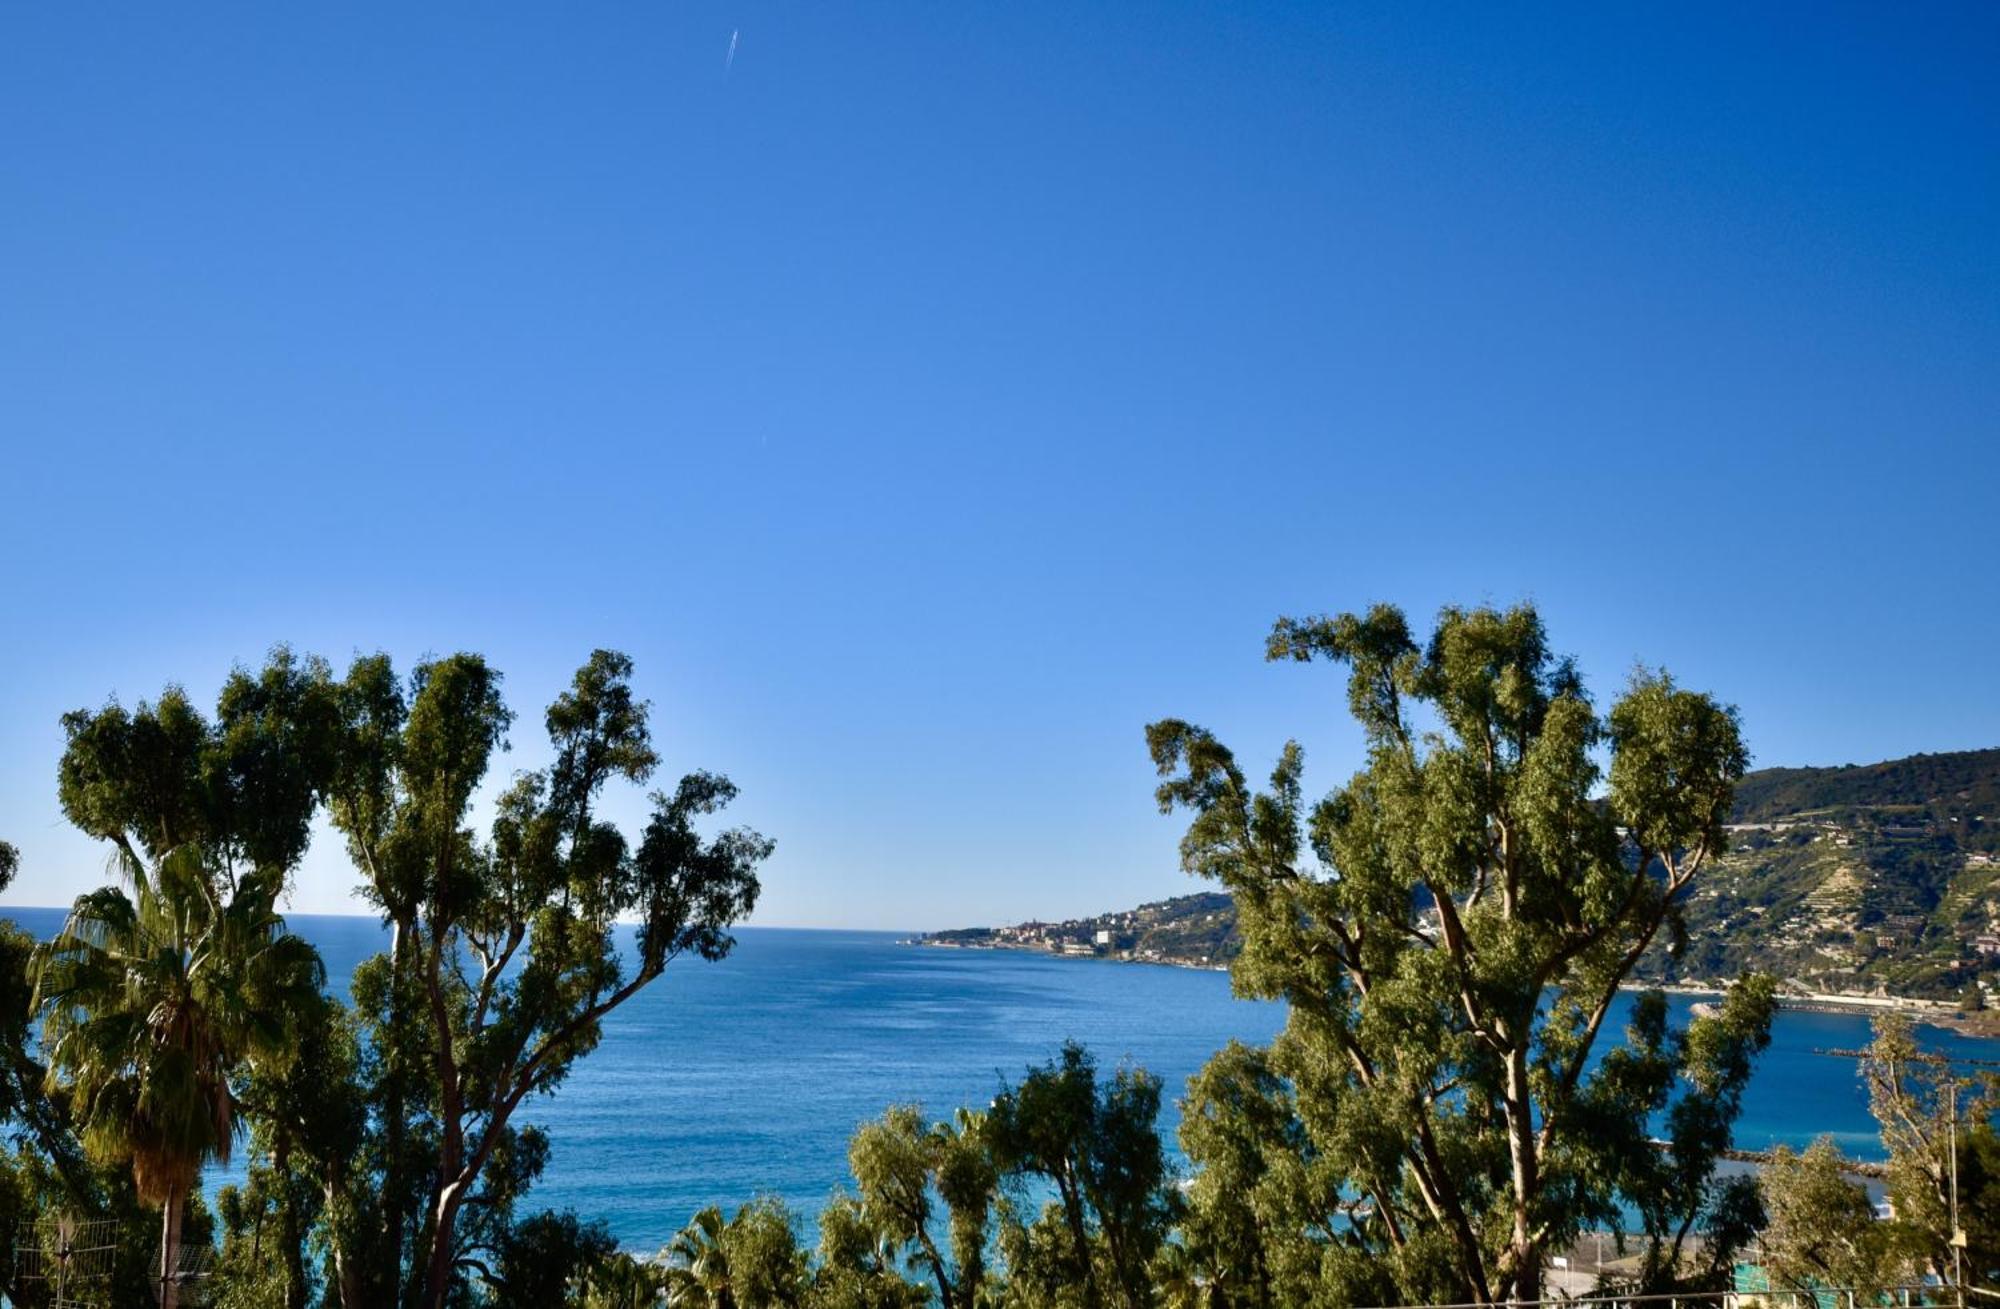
{"left": 3, "top": 4, "right": 1996, "bottom": 928}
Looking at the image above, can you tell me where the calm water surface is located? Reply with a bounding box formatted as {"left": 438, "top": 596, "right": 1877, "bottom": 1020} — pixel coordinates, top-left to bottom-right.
{"left": 7, "top": 908, "right": 1995, "bottom": 1253}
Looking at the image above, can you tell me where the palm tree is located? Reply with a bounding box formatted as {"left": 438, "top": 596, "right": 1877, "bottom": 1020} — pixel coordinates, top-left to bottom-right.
{"left": 664, "top": 1206, "right": 738, "bottom": 1309}
{"left": 32, "top": 847, "right": 324, "bottom": 1309}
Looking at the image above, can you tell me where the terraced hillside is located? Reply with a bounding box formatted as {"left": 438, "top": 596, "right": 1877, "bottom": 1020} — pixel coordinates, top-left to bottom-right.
{"left": 1645, "top": 748, "right": 2000, "bottom": 999}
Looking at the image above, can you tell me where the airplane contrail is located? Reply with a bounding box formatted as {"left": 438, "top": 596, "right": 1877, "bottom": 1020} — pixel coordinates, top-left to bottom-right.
{"left": 725, "top": 29, "right": 739, "bottom": 73}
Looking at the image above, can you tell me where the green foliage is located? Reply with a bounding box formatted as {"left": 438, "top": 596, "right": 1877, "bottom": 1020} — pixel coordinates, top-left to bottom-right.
{"left": 0, "top": 877, "right": 86, "bottom": 1190}
{"left": 1757, "top": 1139, "right": 1901, "bottom": 1296}
{"left": 1174, "top": 1040, "right": 1309, "bottom": 1308}
{"left": 812, "top": 1193, "right": 932, "bottom": 1309}
{"left": 1746, "top": 1016, "right": 2000, "bottom": 1299}
{"left": 33, "top": 657, "right": 336, "bottom": 1309}
{"left": 1732, "top": 748, "right": 2000, "bottom": 854}
{"left": 33, "top": 853, "right": 323, "bottom": 1210}
{"left": 1618, "top": 978, "right": 1777, "bottom": 1290}
{"left": 0, "top": 841, "right": 174, "bottom": 1309}
{"left": 931, "top": 1109, "right": 999, "bottom": 1306}
{"left": 663, "top": 1199, "right": 809, "bottom": 1308}
{"left": 320, "top": 648, "right": 773, "bottom": 1308}
{"left": 838, "top": 1104, "right": 996, "bottom": 1308}
{"left": 1148, "top": 601, "right": 1767, "bottom": 1305}
{"left": 1957, "top": 1121, "right": 2000, "bottom": 1290}
{"left": 847, "top": 1107, "right": 954, "bottom": 1306}
{"left": 55, "top": 648, "right": 340, "bottom": 886}
{"left": 988, "top": 1041, "right": 1180, "bottom": 1309}
{"left": 22, "top": 646, "right": 771, "bottom": 1308}
{"left": 638, "top": 1044, "right": 1181, "bottom": 1309}
{"left": 944, "top": 744, "right": 2000, "bottom": 995}
{"left": 1859, "top": 1016, "right": 2000, "bottom": 1292}
{"left": 211, "top": 991, "right": 370, "bottom": 1309}
{"left": 211, "top": 1175, "right": 298, "bottom": 1309}
{"left": 487, "top": 1210, "right": 622, "bottom": 1308}
{"left": 574, "top": 1246, "right": 672, "bottom": 1309}
{"left": 31, "top": 856, "right": 322, "bottom": 1308}
{"left": 22, "top": 618, "right": 1985, "bottom": 1308}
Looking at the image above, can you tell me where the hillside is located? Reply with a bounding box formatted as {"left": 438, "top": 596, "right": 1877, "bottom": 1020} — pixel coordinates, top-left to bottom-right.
{"left": 1731, "top": 747, "right": 2000, "bottom": 853}
{"left": 923, "top": 891, "right": 1240, "bottom": 967}
{"left": 1654, "top": 747, "right": 2000, "bottom": 1000}
{"left": 926, "top": 749, "right": 2000, "bottom": 1002}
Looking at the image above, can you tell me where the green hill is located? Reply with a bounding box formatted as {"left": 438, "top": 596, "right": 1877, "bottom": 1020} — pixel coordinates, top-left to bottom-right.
{"left": 1731, "top": 747, "right": 2000, "bottom": 853}
{"left": 1656, "top": 747, "right": 2000, "bottom": 999}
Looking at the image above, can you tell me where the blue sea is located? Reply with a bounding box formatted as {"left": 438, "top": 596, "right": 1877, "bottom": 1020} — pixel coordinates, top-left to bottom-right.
{"left": 6, "top": 907, "right": 1996, "bottom": 1255}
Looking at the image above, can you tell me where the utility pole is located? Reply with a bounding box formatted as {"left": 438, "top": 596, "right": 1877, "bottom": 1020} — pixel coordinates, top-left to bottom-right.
{"left": 54, "top": 1214, "right": 69, "bottom": 1307}
{"left": 1950, "top": 1079, "right": 1965, "bottom": 1309}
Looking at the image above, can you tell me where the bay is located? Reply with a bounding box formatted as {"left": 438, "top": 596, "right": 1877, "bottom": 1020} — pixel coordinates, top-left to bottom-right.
{"left": 7, "top": 907, "right": 1995, "bottom": 1255}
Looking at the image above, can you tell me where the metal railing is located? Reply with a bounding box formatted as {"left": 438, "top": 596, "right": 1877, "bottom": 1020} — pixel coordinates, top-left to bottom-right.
{"left": 1355, "top": 1288, "right": 1965, "bottom": 1309}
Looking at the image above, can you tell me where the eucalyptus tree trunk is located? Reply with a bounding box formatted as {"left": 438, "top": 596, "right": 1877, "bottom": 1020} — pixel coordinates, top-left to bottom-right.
{"left": 274, "top": 1132, "right": 307, "bottom": 1309}
{"left": 421, "top": 1184, "right": 468, "bottom": 1309}
{"left": 325, "top": 1176, "right": 364, "bottom": 1309}
{"left": 381, "top": 919, "right": 410, "bottom": 1304}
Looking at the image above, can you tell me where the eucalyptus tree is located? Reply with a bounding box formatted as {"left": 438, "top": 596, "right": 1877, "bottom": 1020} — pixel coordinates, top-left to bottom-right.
{"left": 1173, "top": 1042, "right": 1301, "bottom": 1308}
{"left": 1757, "top": 1139, "right": 1900, "bottom": 1296}
{"left": 1147, "top": 602, "right": 1769, "bottom": 1305}
{"left": 844, "top": 1105, "right": 998, "bottom": 1309}
{"left": 53, "top": 648, "right": 340, "bottom": 900}
{"left": 1610, "top": 981, "right": 1775, "bottom": 1292}
{"left": 324, "top": 649, "right": 773, "bottom": 1309}
{"left": 1148, "top": 1242, "right": 1213, "bottom": 1309}
{"left": 933, "top": 1108, "right": 1000, "bottom": 1304}
{"left": 212, "top": 990, "right": 369, "bottom": 1309}
{"left": 486, "top": 1210, "right": 621, "bottom": 1307}
{"left": 847, "top": 1107, "right": 957, "bottom": 1307}
{"left": 814, "top": 1194, "right": 932, "bottom": 1309}
{"left": 987, "top": 1042, "right": 1179, "bottom": 1309}
{"left": 1859, "top": 1017, "right": 1999, "bottom": 1292}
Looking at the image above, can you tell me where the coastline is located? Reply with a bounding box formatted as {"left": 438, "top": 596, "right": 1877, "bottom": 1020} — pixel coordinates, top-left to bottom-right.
{"left": 911, "top": 939, "right": 2000, "bottom": 1036}
{"left": 1624, "top": 981, "right": 2000, "bottom": 1036}
{"left": 912, "top": 937, "right": 1232, "bottom": 972}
